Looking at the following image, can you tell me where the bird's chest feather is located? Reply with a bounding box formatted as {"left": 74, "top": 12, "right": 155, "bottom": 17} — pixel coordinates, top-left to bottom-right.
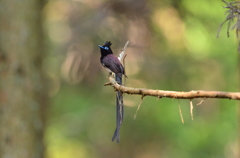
{"left": 101, "top": 63, "right": 112, "bottom": 72}
{"left": 100, "top": 55, "right": 123, "bottom": 74}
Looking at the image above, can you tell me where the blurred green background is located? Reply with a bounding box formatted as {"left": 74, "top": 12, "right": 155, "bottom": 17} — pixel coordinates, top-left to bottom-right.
{"left": 43, "top": 0, "right": 239, "bottom": 157}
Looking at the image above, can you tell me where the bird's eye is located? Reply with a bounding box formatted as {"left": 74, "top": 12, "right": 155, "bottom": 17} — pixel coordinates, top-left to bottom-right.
{"left": 104, "top": 47, "right": 109, "bottom": 50}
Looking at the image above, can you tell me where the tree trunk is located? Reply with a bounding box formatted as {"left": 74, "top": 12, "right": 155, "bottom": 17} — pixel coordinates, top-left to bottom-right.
{"left": 0, "top": 0, "right": 47, "bottom": 158}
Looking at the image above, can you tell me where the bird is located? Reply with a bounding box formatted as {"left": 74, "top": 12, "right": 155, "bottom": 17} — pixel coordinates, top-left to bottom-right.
{"left": 98, "top": 41, "right": 126, "bottom": 143}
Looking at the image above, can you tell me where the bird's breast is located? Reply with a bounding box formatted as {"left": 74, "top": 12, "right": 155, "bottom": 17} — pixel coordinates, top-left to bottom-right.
{"left": 102, "top": 63, "right": 112, "bottom": 72}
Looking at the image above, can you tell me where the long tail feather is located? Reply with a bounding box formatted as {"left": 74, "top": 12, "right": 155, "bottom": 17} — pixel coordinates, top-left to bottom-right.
{"left": 112, "top": 74, "right": 124, "bottom": 143}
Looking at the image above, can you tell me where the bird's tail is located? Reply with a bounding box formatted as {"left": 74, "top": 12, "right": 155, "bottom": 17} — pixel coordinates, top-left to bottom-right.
{"left": 112, "top": 74, "right": 124, "bottom": 143}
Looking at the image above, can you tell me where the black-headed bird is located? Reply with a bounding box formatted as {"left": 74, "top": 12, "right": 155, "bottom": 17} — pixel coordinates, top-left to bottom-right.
{"left": 98, "top": 41, "right": 126, "bottom": 143}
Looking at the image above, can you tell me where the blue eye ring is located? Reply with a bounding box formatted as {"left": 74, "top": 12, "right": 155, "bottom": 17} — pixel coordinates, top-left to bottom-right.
{"left": 98, "top": 45, "right": 109, "bottom": 50}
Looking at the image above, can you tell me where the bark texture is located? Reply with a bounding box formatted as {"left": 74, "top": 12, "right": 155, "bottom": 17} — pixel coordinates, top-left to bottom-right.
{"left": 0, "top": 0, "right": 47, "bottom": 158}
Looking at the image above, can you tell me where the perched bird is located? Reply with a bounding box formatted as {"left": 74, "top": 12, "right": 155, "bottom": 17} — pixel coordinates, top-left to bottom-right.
{"left": 98, "top": 41, "right": 126, "bottom": 143}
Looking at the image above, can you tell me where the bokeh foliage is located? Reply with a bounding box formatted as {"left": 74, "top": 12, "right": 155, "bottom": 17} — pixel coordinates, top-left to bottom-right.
{"left": 43, "top": 0, "right": 238, "bottom": 157}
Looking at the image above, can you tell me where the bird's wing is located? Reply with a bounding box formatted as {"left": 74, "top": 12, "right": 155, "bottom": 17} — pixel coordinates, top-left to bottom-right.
{"left": 102, "top": 55, "right": 124, "bottom": 76}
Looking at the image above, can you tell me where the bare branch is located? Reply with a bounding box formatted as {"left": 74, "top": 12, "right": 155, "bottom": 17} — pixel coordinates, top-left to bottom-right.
{"left": 217, "top": 0, "right": 240, "bottom": 38}
{"left": 123, "top": 54, "right": 127, "bottom": 85}
{"left": 105, "top": 77, "right": 240, "bottom": 100}
{"left": 118, "top": 41, "right": 129, "bottom": 62}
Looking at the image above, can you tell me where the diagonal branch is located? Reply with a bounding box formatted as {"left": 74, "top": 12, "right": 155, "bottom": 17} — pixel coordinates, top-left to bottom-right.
{"left": 105, "top": 77, "right": 240, "bottom": 100}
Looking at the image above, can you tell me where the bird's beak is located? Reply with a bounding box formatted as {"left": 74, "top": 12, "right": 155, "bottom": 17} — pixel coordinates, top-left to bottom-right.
{"left": 98, "top": 45, "right": 104, "bottom": 49}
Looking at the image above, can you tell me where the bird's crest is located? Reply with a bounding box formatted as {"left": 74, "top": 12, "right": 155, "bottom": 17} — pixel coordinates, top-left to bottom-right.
{"left": 103, "top": 41, "right": 112, "bottom": 47}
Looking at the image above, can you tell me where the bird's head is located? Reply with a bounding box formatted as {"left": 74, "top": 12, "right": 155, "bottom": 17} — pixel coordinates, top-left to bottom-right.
{"left": 98, "top": 41, "right": 113, "bottom": 55}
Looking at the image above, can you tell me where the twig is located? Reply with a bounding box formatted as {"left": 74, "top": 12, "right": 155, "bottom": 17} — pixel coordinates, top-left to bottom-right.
{"left": 104, "top": 82, "right": 112, "bottom": 86}
{"left": 178, "top": 101, "right": 184, "bottom": 124}
{"left": 134, "top": 95, "right": 144, "bottom": 119}
{"left": 197, "top": 98, "right": 206, "bottom": 106}
{"left": 190, "top": 100, "right": 194, "bottom": 120}
{"left": 217, "top": 18, "right": 230, "bottom": 38}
